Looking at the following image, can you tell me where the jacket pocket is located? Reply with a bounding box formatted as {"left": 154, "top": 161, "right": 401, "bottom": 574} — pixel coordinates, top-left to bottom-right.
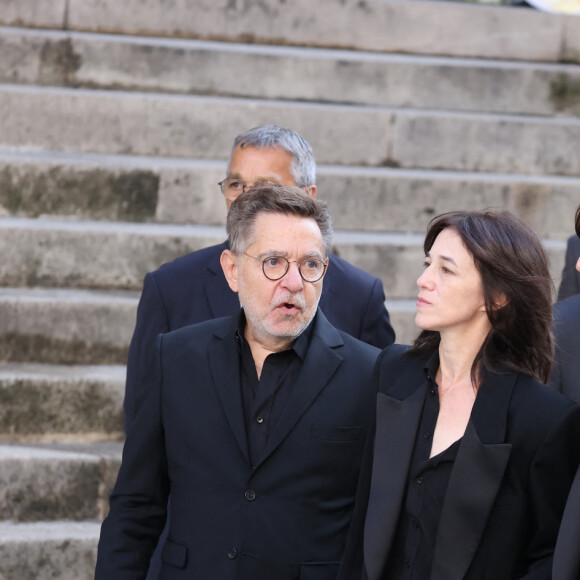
{"left": 161, "top": 538, "right": 188, "bottom": 569}
{"left": 300, "top": 561, "right": 340, "bottom": 580}
{"left": 310, "top": 425, "right": 361, "bottom": 442}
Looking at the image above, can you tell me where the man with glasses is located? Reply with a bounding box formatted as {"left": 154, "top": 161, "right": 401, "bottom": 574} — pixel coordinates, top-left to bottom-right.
{"left": 125, "top": 125, "right": 394, "bottom": 427}
{"left": 124, "top": 125, "right": 394, "bottom": 579}
{"left": 96, "top": 185, "right": 380, "bottom": 579}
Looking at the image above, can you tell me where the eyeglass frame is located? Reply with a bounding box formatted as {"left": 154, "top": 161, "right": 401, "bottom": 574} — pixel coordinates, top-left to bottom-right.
{"left": 218, "top": 178, "right": 279, "bottom": 200}
{"left": 243, "top": 252, "right": 328, "bottom": 283}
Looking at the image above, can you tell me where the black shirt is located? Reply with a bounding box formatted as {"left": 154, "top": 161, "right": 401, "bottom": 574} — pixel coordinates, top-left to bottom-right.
{"left": 384, "top": 355, "right": 461, "bottom": 580}
{"left": 237, "top": 311, "right": 314, "bottom": 468}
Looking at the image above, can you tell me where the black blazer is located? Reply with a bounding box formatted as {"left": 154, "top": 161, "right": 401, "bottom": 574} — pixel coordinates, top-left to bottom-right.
{"left": 340, "top": 345, "right": 580, "bottom": 580}
{"left": 553, "top": 466, "right": 580, "bottom": 580}
{"left": 96, "top": 311, "right": 380, "bottom": 580}
{"left": 124, "top": 241, "right": 394, "bottom": 428}
{"left": 557, "top": 236, "right": 580, "bottom": 302}
{"left": 549, "top": 294, "right": 580, "bottom": 403}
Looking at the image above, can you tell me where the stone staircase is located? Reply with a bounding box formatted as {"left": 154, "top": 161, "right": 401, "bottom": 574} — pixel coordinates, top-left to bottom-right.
{"left": 0, "top": 1, "right": 579, "bottom": 577}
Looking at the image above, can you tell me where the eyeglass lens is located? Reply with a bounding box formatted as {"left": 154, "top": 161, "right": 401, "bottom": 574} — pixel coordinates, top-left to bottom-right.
{"left": 262, "top": 256, "right": 325, "bottom": 283}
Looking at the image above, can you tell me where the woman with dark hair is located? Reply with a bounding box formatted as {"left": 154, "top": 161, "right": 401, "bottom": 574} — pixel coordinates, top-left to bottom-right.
{"left": 340, "top": 210, "right": 580, "bottom": 580}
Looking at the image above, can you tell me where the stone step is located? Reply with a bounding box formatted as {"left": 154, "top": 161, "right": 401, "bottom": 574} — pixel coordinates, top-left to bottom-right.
{"left": 0, "top": 521, "right": 100, "bottom": 580}
{"left": 0, "top": 218, "right": 568, "bottom": 296}
{"left": 1, "top": 0, "right": 578, "bottom": 63}
{"left": 0, "top": 286, "right": 417, "bottom": 360}
{"left": 0, "top": 363, "right": 125, "bottom": 441}
{"left": 0, "top": 443, "right": 121, "bottom": 522}
{"left": 1, "top": 148, "right": 579, "bottom": 238}
{"left": 2, "top": 26, "right": 580, "bottom": 117}
{"left": 3, "top": 85, "right": 580, "bottom": 176}
{"left": 0, "top": 287, "right": 137, "bottom": 364}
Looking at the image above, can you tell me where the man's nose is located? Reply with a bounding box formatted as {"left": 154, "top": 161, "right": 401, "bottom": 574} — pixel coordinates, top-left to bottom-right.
{"left": 281, "top": 262, "right": 304, "bottom": 291}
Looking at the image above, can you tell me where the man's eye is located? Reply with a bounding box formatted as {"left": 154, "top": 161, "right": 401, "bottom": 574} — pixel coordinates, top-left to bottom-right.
{"left": 265, "top": 257, "right": 281, "bottom": 267}
{"left": 303, "top": 260, "right": 320, "bottom": 270}
{"left": 228, "top": 180, "right": 244, "bottom": 191}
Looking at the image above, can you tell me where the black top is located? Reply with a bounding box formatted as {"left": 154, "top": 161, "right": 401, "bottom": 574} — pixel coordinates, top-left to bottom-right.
{"left": 384, "top": 356, "right": 461, "bottom": 580}
{"left": 237, "top": 311, "right": 314, "bottom": 468}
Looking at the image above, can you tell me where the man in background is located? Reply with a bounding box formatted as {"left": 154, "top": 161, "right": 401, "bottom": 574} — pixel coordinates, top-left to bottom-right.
{"left": 556, "top": 234, "right": 580, "bottom": 301}
{"left": 549, "top": 205, "right": 580, "bottom": 402}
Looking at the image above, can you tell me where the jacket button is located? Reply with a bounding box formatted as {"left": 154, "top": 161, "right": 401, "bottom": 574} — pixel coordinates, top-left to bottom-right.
{"left": 245, "top": 489, "right": 256, "bottom": 501}
{"left": 227, "top": 548, "right": 238, "bottom": 559}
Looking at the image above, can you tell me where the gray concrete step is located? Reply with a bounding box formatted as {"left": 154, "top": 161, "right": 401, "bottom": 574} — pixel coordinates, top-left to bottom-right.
{"left": 1, "top": 148, "right": 579, "bottom": 239}
{"left": 0, "top": 363, "right": 124, "bottom": 441}
{"left": 0, "top": 521, "right": 100, "bottom": 580}
{"left": 3, "top": 85, "right": 580, "bottom": 176}
{"left": 0, "top": 443, "right": 121, "bottom": 522}
{"left": 0, "top": 218, "right": 568, "bottom": 297}
{"left": 1, "top": 0, "right": 578, "bottom": 63}
{"left": 0, "top": 285, "right": 418, "bottom": 358}
{"left": 0, "top": 287, "right": 137, "bottom": 364}
{"left": 2, "top": 26, "right": 580, "bottom": 117}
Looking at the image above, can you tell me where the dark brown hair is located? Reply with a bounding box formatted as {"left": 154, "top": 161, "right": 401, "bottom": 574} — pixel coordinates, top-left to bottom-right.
{"left": 410, "top": 210, "right": 553, "bottom": 383}
{"left": 575, "top": 205, "right": 580, "bottom": 238}
{"left": 226, "top": 183, "right": 333, "bottom": 256}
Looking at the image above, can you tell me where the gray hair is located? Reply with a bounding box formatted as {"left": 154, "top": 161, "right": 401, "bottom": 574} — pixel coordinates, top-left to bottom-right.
{"left": 231, "top": 125, "right": 316, "bottom": 187}
{"left": 227, "top": 184, "right": 333, "bottom": 256}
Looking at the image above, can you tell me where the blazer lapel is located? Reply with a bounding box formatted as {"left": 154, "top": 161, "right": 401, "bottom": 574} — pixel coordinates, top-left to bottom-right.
{"left": 364, "top": 386, "right": 425, "bottom": 580}
{"left": 254, "top": 311, "right": 343, "bottom": 469}
{"left": 208, "top": 318, "right": 250, "bottom": 464}
{"left": 204, "top": 241, "right": 240, "bottom": 319}
{"left": 431, "top": 372, "right": 515, "bottom": 580}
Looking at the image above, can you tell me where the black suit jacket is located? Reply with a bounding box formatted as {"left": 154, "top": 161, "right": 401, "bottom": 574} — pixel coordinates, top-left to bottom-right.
{"left": 557, "top": 236, "right": 580, "bottom": 302}
{"left": 340, "top": 345, "right": 580, "bottom": 580}
{"left": 549, "top": 294, "right": 580, "bottom": 403}
{"left": 553, "top": 466, "right": 580, "bottom": 580}
{"left": 96, "top": 311, "right": 380, "bottom": 580}
{"left": 124, "top": 241, "right": 394, "bottom": 428}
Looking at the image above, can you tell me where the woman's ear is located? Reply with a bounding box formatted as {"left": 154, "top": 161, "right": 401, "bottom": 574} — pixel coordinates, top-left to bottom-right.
{"left": 220, "top": 249, "right": 239, "bottom": 292}
{"left": 492, "top": 293, "right": 509, "bottom": 310}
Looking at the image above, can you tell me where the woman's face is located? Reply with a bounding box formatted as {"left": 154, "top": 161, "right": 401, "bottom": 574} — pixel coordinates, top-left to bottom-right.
{"left": 415, "top": 228, "right": 490, "bottom": 337}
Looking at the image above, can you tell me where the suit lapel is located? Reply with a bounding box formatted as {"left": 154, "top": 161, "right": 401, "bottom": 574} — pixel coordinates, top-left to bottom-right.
{"left": 254, "top": 311, "right": 343, "bottom": 469}
{"left": 431, "top": 371, "right": 515, "bottom": 580}
{"left": 204, "top": 241, "right": 240, "bottom": 318}
{"left": 364, "top": 386, "right": 425, "bottom": 580}
{"left": 208, "top": 318, "right": 250, "bottom": 464}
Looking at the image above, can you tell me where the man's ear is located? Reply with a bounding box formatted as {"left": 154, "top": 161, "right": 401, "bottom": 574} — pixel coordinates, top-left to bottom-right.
{"left": 220, "top": 249, "right": 239, "bottom": 292}
{"left": 304, "top": 184, "right": 317, "bottom": 199}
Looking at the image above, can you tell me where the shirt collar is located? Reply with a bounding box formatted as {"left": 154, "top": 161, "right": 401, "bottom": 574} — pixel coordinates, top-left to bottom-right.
{"left": 235, "top": 309, "right": 315, "bottom": 362}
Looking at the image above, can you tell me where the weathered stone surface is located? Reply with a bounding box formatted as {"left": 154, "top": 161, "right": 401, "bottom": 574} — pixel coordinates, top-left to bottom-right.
{"left": 563, "top": 16, "right": 580, "bottom": 64}
{"left": 0, "top": 288, "right": 137, "bottom": 364}
{"left": 1, "top": 149, "right": 578, "bottom": 238}
{"left": 0, "top": 521, "right": 99, "bottom": 580}
{"left": 0, "top": 219, "right": 568, "bottom": 297}
{"left": 63, "top": 0, "right": 571, "bottom": 62}
{"left": 3, "top": 86, "right": 580, "bottom": 174}
{"left": 318, "top": 168, "right": 580, "bottom": 239}
{"left": 0, "top": 445, "right": 117, "bottom": 521}
{"left": 0, "top": 0, "right": 65, "bottom": 28}
{"left": 0, "top": 218, "right": 224, "bottom": 290}
{"left": 390, "top": 110, "right": 580, "bottom": 176}
{"left": 2, "top": 28, "right": 580, "bottom": 116}
{"left": 0, "top": 155, "right": 159, "bottom": 222}
{"left": 0, "top": 86, "right": 392, "bottom": 167}
{"left": 0, "top": 364, "right": 124, "bottom": 440}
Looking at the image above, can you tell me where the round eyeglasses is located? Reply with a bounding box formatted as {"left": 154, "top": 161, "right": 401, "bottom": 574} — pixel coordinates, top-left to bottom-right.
{"left": 244, "top": 253, "right": 327, "bottom": 283}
